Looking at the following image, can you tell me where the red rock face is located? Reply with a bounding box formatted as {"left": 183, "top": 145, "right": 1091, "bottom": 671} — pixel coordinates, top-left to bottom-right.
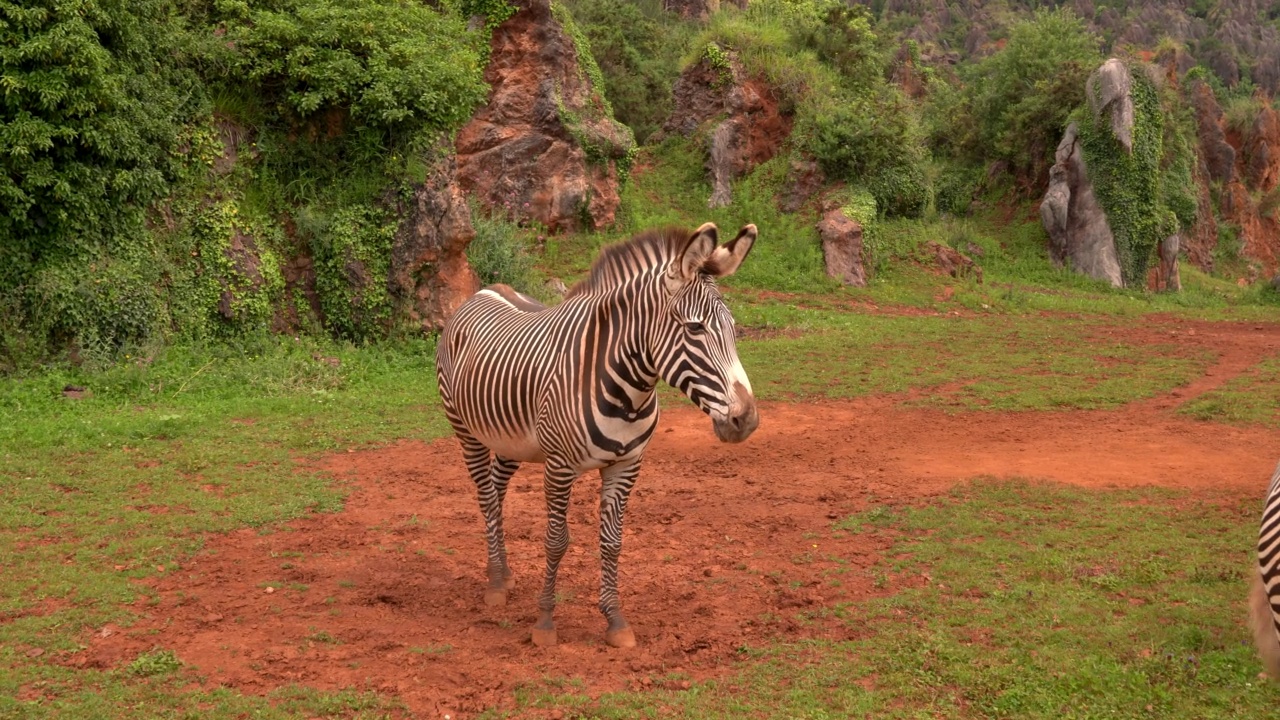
{"left": 454, "top": 0, "right": 631, "bottom": 232}
{"left": 390, "top": 150, "right": 481, "bottom": 331}
{"left": 660, "top": 50, "right": 793, "bottom": 208}
{"left": 1186, "top": 82, "right": 1280, "bottom": 278}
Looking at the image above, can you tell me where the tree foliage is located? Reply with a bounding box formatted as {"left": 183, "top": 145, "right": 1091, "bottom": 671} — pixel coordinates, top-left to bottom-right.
{"left": 0, "top": 0, "right": 205, "bottom": 277}
{"left": 964, "top": 8, "right": 1101, "bottom": 189}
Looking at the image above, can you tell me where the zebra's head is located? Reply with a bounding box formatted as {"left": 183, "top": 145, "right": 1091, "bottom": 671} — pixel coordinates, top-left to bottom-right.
{"left": 658, "top": 222, "right": 759, "bottom": 444}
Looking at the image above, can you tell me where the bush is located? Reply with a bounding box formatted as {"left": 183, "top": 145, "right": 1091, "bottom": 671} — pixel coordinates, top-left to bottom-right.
{"left": 219, "top": 0, "right": 488, "bottom": 136}
{"left": 867, "top": 164, "right": 930, "bottom": 219}
{"left": 964, "top": 8, "right": 1101, "bottom": 190}
{"left": 934, "top": 164, "right": 983, "bottom": 216}
{"left": 309, "top": 205, "right": 398, "bottom": 341}
{"left": 560, "top": 0, "right": 694, "bottom": 143}
{"left": 467, "top": 211, "right": 542, "bottom": 295}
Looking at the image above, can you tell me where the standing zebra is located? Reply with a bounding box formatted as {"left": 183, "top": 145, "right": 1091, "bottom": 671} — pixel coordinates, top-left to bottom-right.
{"left": 436, "top": 222, "right": 760, "bottom": 648}
{"left": 1251, "top": 460, "right": 1280, "bottom": 677}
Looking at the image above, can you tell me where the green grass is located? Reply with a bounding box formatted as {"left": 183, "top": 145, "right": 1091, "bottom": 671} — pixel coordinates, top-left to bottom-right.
{"left": 505, "top": 480, "right": 1280, "bottom": 718}
{"left": 1181, "top": 353, "right": 1280, "bottom": 426}
{"left": 731, "top": 297, "right": 1214, "bottom": 409}
{"left": 0, "top": 336, "right": 448, "bottom": 719}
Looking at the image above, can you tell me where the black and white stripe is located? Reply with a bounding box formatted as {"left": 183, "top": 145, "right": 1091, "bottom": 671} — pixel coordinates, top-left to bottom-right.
{"left": 436, "top": 223, "right": 760, "bottom": 647}
{"left": 1254, "top": 460, "right": 1280, "bottom": 677}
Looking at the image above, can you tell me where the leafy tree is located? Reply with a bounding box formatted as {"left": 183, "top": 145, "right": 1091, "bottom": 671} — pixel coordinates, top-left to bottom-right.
{"left": 965, "top": 7, "right": 1101, "bottom": 190}
{"left": 217, "top": 0, "right": 489, "bottom": 136}
{"left": 0, "top": 0, "right": 205, "bottom": 281}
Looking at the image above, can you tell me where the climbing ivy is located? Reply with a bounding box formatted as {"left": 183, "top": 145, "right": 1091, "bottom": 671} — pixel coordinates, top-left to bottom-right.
{"left": 1076, "top": 65, "right": 1172, "bottom": 287}
{"left": 549, "top": 2, "right": 637, "bottom": 182}
{"left": 703, "top": 42, "right": 734, "bottom": 87}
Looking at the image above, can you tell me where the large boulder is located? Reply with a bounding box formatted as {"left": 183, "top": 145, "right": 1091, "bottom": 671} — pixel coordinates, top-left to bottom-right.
{"left": 454, "top": 0, "right": 633, "bottom": 232}
{"left": 816, "top": 209, "right": 868, "bottom": 287}
{"left": 390, "top": 150, "right": 481, "bottom": 331}
{"left": 1040, "top": 122, "right": 1125, "bottom": 287}
{"left": 658, "top": 46, "right": 792, "bottom": 208}
{"left": 1086, "top": 59, "right": 1135, "bottom": 153}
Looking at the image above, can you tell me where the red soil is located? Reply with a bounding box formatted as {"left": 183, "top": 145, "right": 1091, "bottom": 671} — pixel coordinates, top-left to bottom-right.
{"left": 79, "top": 321, "right": 1280, "bottom": 718}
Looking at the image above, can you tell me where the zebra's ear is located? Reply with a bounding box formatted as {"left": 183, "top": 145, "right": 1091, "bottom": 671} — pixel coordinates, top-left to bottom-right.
{"left": 678, "top": 222, "right": 719, "bottom": 280}
{"left": 704, "top": 224, "right": 757, "bottom": 278}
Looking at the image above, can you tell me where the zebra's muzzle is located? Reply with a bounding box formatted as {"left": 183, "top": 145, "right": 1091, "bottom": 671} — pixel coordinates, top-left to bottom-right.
{"left": 712, "top": 383, "right": 758, "bottom": 443}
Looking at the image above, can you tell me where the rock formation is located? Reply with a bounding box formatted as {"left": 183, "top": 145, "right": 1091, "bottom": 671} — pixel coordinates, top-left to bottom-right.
{"left": 390, "top": 151, "right": 481, "bottom": 331}
{"left": 657, "top": 46, "right": 792, "bottom": 208}
{"left": 454, "top": 0, "right": 634, "bottom": 232}
{"left": 1186, "top": 80, "right": 1280, "bottom": 278}
{"left": 815, "top": 209, "right": 868, "bottom": 287}
{"left": 923, "top": 241, "right": 983, "bottom": 283}
{"left": 1040, "top": 122, "right": 1125, "bottom": 288}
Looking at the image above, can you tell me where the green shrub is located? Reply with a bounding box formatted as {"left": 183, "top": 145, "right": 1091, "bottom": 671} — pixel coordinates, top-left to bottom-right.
{"left": 467, "top": 211, "right": 542, "bottom": 295}
{"left": 867, "top": 163, "right": 930, "bottom": 219}
{"left": 219, "top": 0, "right": 488, "bottom": 136}
{"left": 0, "top": 0, "right": 209, "bottom": 361}
{"left": 964, "top": 8, "right": 1101, "bottom": 189}
{"left": 934, "top": 164, "right": 983, "bottom": 216}
{"left": 309, "top": 205, "right": 398, "bottom": 341}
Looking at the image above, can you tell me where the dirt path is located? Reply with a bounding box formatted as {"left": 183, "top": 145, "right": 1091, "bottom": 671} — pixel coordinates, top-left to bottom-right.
{"left": 81, "top": 387, "right": 1280, "bottom": 717}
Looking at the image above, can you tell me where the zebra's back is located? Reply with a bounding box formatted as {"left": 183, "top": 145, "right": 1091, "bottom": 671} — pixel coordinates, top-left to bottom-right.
{"left": 437, "top": 286, "right": 579, "bottom": 463}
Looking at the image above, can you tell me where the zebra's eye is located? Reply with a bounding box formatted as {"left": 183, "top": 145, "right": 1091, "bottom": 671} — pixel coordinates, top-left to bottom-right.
{"left": 685, "top": 321, "right": 706, "bottom": 335}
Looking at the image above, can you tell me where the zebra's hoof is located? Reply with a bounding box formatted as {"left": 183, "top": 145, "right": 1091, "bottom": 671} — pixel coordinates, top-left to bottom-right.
{"left": 483, "top": 588, "right": 508, "bottom": 607}
{"left": 605, "top": 626, "right": 636, "bottom": 649}
{"left": 531, "top": 627, "right": 558, "bottom": 647}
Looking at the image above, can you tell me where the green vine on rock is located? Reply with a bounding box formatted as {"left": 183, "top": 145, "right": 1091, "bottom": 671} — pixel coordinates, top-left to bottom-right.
{"left": 703, "top": 42, "right": 734, "bottom": 88}
{"left": 1077, "top": 64, "right": 1168, "bottom": 288}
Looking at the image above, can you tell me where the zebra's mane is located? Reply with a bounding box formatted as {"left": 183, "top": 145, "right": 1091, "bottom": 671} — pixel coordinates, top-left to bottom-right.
{"left": 565, "top": 227, "right": 691, "bottom": 298}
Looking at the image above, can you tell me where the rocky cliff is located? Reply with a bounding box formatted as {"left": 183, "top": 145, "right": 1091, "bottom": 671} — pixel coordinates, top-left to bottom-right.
{"left": 657, "top": 46, "right": 792, "bottom": 208}
{"left": 454, "top": 0, "right": 635, "bottom": 232}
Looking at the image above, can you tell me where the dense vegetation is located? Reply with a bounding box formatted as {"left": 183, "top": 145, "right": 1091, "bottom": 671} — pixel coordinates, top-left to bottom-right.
{"left": 2, "top": 0, "right": 1278, "bottom": 369}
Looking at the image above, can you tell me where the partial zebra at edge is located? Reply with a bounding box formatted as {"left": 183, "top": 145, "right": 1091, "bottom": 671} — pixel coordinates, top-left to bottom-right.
{"left": 1253, "top": 459, "right": 1280, "bottom": 679}
{"left": 1250, "top": 570, "right": 1280, "bottom": 678}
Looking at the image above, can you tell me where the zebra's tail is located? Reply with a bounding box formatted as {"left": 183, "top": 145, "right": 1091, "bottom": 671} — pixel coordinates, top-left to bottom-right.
{"left": 1249, "top": 568, "right": 1280, "bottom": 679}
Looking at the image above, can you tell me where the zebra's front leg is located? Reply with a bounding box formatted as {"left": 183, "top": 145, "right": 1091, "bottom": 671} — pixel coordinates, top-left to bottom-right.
{"left": 598, "top": 458, "right": 640, "bottom": 648}
{"left": 532, "top": 462, "right": 577, "bottom": 647}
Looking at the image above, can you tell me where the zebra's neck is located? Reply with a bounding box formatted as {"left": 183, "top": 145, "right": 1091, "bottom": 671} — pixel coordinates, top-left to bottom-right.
{"left": 583, "top": 271, "right": 667, "bottom": 416}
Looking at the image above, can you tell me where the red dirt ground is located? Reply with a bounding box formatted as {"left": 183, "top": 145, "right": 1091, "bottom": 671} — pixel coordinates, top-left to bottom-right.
{"left": 82, "top": 320, "right": 1280, "bottom": 718}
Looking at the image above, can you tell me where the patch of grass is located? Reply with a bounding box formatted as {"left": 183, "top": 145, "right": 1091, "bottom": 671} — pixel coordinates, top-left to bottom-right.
{"left": 512, "top": 481, "right": 1280, "bottom": 717}
{"left": 127, "top": 649, "right": 182, "bottom": 677}
{"left": 1181, "top": 354, "right": 1280, "bottom": 426}
{"left": 0, "top": 336, "right": 450, "bottom": 716}
{"left": 731, "top": 298, "right": 1213, "bottom": 410}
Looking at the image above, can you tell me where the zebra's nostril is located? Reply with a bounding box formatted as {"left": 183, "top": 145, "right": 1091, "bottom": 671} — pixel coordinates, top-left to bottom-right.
{"left": 730, "top": 415, "right": 741, "bottom": 429}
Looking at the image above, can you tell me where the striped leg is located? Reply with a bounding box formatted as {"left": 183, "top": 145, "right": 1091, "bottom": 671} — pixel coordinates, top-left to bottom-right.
{"left": 460, "top": 437, "right": 518, "bottom": 606}
{"left": 598, "top": 457, "right": 640, "bottom": 648}
{"left": 532, "top": 462, "right": 577, "bottom": 647}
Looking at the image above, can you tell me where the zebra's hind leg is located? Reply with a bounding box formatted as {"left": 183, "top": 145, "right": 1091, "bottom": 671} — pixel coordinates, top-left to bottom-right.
{"left": 597, "top": 458, "right": 640, "bottom": 648}
{"left": 460, "top": 437, "right": 518, "bottom": 606}
{"left": 482, "top": 455, "right": 521, "bottom": 605}
{"left": 532, "top": 461, "right": 577, "bottom": 647}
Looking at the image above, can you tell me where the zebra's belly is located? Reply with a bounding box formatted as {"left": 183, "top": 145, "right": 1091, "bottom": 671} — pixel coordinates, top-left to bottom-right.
{"left": 474, "top": 430, "right": 547, "bottom": 464}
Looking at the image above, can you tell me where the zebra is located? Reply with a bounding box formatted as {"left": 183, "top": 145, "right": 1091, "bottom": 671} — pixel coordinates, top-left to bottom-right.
{"left": 1251, "top": 460, "right": 1280, "bottom": 678}
{"left": 435, "top": 222, "right": 760, "bottom": 648}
